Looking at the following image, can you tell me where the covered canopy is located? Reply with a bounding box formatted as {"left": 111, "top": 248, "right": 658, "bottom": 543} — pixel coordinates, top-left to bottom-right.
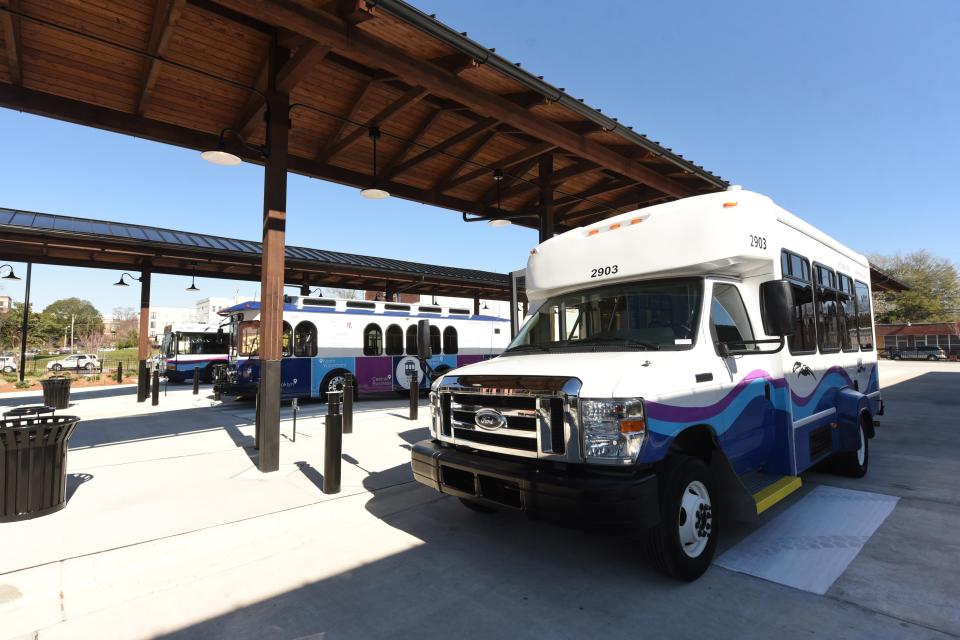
{"left": 0, "top": 0, "right": 726, "bottom": 232}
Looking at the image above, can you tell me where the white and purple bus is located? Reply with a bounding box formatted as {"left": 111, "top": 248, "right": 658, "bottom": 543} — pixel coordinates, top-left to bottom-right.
{"left": 217, "top": 296, "right": 510, "bottom": 400}
{"left": 160, "top": 322, "right": 230, "bottom": 383}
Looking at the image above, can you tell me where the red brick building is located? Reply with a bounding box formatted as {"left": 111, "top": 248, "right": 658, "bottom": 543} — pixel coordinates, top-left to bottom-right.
{"left": 875, "top": 322, "right": 960, "bottom": 356}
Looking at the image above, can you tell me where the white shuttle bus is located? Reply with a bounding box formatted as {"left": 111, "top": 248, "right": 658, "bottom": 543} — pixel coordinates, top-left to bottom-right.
{"left": 412, "top": 188, "right": 881, "bottom": 581}
{"left": 160, "top": 322, "right": 230, "bottom": 383}
{"left": 218, "top": 296, "right": 510, "bottom": 400}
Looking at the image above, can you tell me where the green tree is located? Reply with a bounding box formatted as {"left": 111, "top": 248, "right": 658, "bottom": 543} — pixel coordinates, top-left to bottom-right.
{"left": 0, "top": 302, "right": 41, "bottom": 352}
{"left": 37, "top": 298, "right": 105, "bottom": 349}
{"left": 869, "top": 251, "right": 960, "bottom": 323}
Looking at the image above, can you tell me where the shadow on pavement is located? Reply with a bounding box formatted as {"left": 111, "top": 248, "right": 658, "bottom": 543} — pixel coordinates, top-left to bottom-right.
{"left": 65, "top": 472, "right": 93, "bottom": 502}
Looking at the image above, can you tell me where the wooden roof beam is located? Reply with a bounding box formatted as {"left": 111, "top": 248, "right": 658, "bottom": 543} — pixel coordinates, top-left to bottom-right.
{"left": 137, "top": 0, "right": 187, "bottom": 116}
{"left": 501, "top": 91, "right": 550, "bottom": 109}
{"left": 432, "top": 129, "right": 497, "bottom": 192}
{"left": 236, "top": 41, "right": 332, "bottom": 136}
{"left": 563, "top": 186, "right": 667, "bottom": 224}
{"left": 382, "top": 116, "right": 498, "bottom": 182}
{"left": 0, "top": 0, "right": 21, "bottom": 85}
{"left": 205, "top": 0, "right": 696, "bottom": 197}
{"left": 316, "top": 84, "right": 428, "bottom": 162}
{"left": 381, "top": 108, "right": 443, "bottom": 177}
{"left": 429, "top": 52, "right": 478, "bottom": 76}
{"left": 441, "top": 141, "right": 556, "bottom": 193}
{"left": 555, "top": 179, "right": 636, "bottom": 216}
{"left": 497, "top": 160, "right": 599, "bottom": 200}
{"left": 334, "top": 0, "right": 374, "bottom": 24}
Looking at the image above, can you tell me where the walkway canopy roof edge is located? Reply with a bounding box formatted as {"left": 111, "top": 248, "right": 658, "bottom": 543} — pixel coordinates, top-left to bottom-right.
{"left": 0, "top": 207, "right": 524, "bottom": 301}
{"left": 0, "top": 0, "right": 727, "bottom": 231}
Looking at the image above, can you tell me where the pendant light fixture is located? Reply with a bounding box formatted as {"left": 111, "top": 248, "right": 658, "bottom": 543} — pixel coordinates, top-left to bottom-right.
{"left": 488, "top": 168, "right": 511, "bottom": 227}
{"left": 113, "top": 272, "right": 141, "bottom": 287}
{"left": 0, "top": 264, "right": 21, "bottom": 280}
{"left": 360, "top": 127, "right": 390, "bottom": 199}
{"left": 201, "top": 128, "right": 268, "bottom": 166}
{"left": 186, "top": 265, "right": 200, "bottom": 292}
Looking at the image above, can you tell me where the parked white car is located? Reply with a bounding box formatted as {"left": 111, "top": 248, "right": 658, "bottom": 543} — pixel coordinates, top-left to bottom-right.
{"left": 47, "top": 353, "right": 100, "bottom": 372}
{"left": 0, "top": 356, "right": 17, "bottom": 373}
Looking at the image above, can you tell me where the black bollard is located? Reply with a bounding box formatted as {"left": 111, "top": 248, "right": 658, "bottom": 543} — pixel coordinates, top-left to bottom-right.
{"left": 116, "top": 361, "right": 123, "bottom": 384}
{"left": 192, "top": 367, "right": 200, "bottom": 395}
{"left": 409, "top": 371, "right": 418, "bottom": 420}
{"left": 151, "top": 368, "right": 160, "bottom": 406}
{"left": 342, "top": 375, "right": 354, "bottom": 434}
{"left": 323, "top": 393, "right": 342, "bottom": 494}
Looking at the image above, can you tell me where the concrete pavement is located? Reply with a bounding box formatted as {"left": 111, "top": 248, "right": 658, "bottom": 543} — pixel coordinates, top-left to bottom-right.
{"left": 1, "top": 361, "right": 959, "bottom": 639}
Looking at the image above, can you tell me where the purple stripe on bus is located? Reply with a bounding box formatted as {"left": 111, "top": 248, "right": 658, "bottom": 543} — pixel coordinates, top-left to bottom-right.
{"left": 646, "top": 370, "right": 781, "bottom": 423}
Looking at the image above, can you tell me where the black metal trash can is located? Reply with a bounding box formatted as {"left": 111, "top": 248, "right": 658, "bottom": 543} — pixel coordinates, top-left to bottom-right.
{"left": 0, "top": 414, "right": 81, "bottom": 522}
{"left": 41, "top": 376, "right": 72, "bottom": 410}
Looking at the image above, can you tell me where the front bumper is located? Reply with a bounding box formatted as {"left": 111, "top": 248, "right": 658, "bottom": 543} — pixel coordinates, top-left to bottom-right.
{"left": 411, "top": 440, "right": 660, "bottom": 531}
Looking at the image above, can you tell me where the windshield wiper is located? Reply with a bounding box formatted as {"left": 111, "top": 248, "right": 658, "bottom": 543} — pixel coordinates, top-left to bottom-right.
{"left": 578, "top": 336, "right": 661, "bottom": 350}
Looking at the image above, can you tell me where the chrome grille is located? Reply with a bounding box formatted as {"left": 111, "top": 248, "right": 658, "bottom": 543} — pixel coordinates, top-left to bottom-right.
{"left": 434, "top": 375, "right": 582, "bottom": 461}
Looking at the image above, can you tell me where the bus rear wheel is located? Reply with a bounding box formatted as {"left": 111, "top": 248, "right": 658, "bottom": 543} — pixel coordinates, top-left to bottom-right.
{"left": 830, "top": 417, "right": 869, "bottom": 478}
{"left": 320, "top": 370, "right": 351, "bottom": 402}
{"left": 642, "top": 455, "right": 718, "bottom": 581}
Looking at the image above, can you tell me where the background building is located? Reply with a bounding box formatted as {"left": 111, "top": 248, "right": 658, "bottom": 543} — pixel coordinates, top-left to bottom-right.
{"left": 876, "top": 322, "right": 960, "bottom": 356}
{"left": 0, "top": 295, "right": 11, "bottom": 314}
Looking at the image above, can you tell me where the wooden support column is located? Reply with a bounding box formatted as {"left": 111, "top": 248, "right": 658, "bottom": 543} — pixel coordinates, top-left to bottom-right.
{"left": 473, "top": 295, "right": 480, "bottom": 316}
{"left": 17, "top": 262, "right": 31, "bottom": 383}
{"left": 538, "top": 152, "right": 554, "bottom": 243}
{"left": 255, "top": 37, "right": 290, "bottom": 474}
{"left": 136, "top": 265, "right": 152, "bottom": 402}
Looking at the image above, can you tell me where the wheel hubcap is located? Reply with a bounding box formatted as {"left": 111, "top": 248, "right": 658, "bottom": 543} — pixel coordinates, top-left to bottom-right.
{"left": 328, "top": 375, "right": 346, "bottom": 393}
{"left": 678, "top": 480, "right": 712, "bottom": 558}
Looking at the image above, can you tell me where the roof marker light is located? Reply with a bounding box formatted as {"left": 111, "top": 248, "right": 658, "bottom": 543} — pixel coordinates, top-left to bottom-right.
{"left": 609, "top": 223, "right": 621, "bottom": 231}
{"left": 587, "top": 229, "right": 599, "bottom": 236}
{"left": 723, "top": 202, "right": 738, "bottom": 208}
{"left": 630, "top": 217, "right": 643, "bottom": 225}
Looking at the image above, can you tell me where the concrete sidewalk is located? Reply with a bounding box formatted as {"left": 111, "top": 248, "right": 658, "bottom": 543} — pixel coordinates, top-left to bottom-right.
{"left": 2, "top": 363, "right": 959, "bottom": 639}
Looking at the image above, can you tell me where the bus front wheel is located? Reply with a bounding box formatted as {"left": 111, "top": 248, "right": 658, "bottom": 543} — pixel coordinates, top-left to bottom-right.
{"left": 642, "top": 455, "right": 718, "bottom": 581}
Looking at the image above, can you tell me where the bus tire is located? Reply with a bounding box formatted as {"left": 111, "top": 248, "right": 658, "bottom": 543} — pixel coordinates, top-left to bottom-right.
{"left": 927, "top": 355, "right": 937, "bottom": 361}
{"left": 830, "top": 417, "right": 869, "bottom": 478}
{"left": 458, "top": 497, "right": 498, "bottom": 514}
{"left": 642, "top": 455, "right": 718, "bottom": 581}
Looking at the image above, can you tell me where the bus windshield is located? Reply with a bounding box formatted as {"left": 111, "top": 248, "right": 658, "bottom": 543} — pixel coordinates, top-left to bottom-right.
{"left": 173, "top": 332, "right": 228, "bottom": 356}
{"left": 506, "top": 278, "right": 702, "bottom": 354}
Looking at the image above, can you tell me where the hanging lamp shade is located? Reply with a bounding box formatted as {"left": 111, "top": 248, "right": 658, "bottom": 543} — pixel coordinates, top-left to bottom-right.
{"left": 361, "top": 127, "right": 390, "bottom": 199}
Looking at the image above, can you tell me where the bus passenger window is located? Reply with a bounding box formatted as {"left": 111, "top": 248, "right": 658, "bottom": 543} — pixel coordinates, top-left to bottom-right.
{"left": 430, "top": 325, "right": 441, "bottom": 354}
{"left": 406, "top": 325, "right": 418, "bottom": 355}
{"left": 294, "top": 321, "right": 317, "bottom": 357}
{"left": 363, "top": 324, "right": 383, "bottom": 356}
{"left": 709, "top": 284, "right": 755, "bottom": 353}
{"left": 385, "top": 324, "right": 404, "bottom": 355}
{"left": 782, "top": 250, "right": 816, "bottom": 354}
{"left": 855, "top": 281, "right": 873, "bottom": 350}
{"left": 838, "top": 274, "right": 857, "bottom": 352}
{"left": 443, "top": 327, "right": 458, "bottom": 354}
{"left": 815, "top": 264, "right": 840, "bottom": 353}
{"left": 282, "top": 322, "right": 293, "bottom": 358}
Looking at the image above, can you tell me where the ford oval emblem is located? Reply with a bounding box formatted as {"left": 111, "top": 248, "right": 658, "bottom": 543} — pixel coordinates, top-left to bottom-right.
{"left": 475, "top": 408, "right": 507, "bottom": 431}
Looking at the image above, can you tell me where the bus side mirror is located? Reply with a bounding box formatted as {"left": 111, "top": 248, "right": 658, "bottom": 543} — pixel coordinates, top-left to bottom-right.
{"left": 760, "top": 280, "right": 795, "bottom": 337}
{"left": 417, "top": 319, "right": 432, "bottom": 359}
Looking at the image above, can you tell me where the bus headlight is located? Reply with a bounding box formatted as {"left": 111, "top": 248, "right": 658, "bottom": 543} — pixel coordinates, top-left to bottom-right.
{"left": 580, "top": 398, "right": 646, "bottom": 465}
{"left": 430, "top": 375, "right": 445, "bottom": 392}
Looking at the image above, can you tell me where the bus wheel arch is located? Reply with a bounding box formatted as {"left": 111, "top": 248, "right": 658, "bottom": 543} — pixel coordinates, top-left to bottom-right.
{"left": 667, "top": 424, "right": 718, "bottom": 464}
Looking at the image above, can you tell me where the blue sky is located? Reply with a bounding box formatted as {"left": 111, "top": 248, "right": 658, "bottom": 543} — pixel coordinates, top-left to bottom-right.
{"left": 1, "top": 0, "right": 958, "bottom": 316}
